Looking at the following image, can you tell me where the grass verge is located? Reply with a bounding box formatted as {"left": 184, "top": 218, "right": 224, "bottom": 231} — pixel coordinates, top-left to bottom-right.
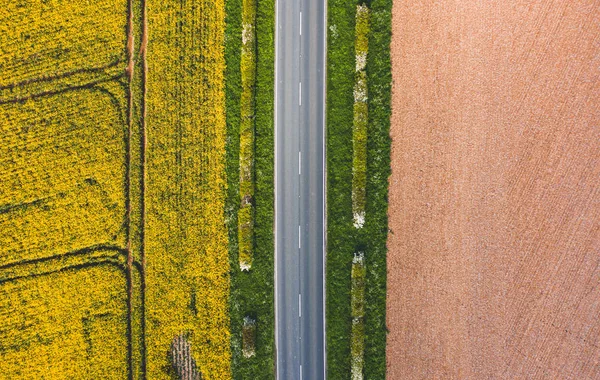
{"left": 326, "top": 0, "right": 391, "bottom": 378}
{"left": 226, "top": 0, "right": 276, "bottom": 377}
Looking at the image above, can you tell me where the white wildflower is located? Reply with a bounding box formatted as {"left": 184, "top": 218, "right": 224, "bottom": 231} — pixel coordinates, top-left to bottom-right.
{"left": 355, "top": 52, "right": 367, "bottom": 72}
{"left": 353, "top": 211, "right": 365, "bottom": 229}
{"left": 242, "top": 23, "right": 254, "bottom": 46}
{"left": 240, "top": 261, "right": 251, "bottom": 271}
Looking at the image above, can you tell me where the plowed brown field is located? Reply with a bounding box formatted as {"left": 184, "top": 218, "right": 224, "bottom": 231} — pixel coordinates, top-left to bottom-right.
{"left": 387, "top": 0, "right": 600, "bottom": 378}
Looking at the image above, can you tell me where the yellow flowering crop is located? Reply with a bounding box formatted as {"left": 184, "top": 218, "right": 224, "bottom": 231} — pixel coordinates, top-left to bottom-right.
{"left": 145, "top": 0, "right": 231, "bottom": 378}
{"left": 0, "top": 264, "right": 129, "bottom": 379}
{"left": 1, "top": 0, "right": 231, "bottom": 377}
{"left": 1, "top": 0, "right": 130, "bottom": 377}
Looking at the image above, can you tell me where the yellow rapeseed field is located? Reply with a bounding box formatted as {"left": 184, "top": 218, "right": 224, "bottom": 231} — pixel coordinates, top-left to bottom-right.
{"left": 1, "top": 0, "right": 231, "bottom": 377}
{"left": 1, "top": 0, "right": 131, "bottom": 377}
{"left": 145, "top": 0, "right": 231, "bottom": 378}
{"left": 0, "top": 264, "right": 129, "bottom": 378}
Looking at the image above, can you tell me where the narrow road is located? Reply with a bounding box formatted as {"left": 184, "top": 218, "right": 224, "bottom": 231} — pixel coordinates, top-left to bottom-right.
{"left": 274, "top": 0, "right": 326, "bottom": 378}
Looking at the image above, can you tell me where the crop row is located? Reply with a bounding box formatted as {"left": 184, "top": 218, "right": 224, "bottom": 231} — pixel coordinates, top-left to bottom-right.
{"left": 351, "top": 251, "right": 367, "bottom": 380}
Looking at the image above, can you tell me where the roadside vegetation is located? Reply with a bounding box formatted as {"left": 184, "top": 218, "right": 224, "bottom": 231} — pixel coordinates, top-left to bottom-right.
{"left": 327, "top": 0, "right": 391, "bottom": 378}
{"left": 351, "top": 252, "right": 366, "bottom": 379}
{"left": 351, "top": 7, "right": 370, "bottom": 378}
{"left": 352, "top": 4, "right": 370, "bottom": 229}
{"left": 238, "top": 0, "right": 257, "bottom": 271}
{"left": 226, "top": 0, "right": 276, "bottom": 377}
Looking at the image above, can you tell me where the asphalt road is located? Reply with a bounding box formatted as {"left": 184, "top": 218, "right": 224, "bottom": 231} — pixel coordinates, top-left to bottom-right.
{"left": 274, "top": 0, "right": 326, "bottom": 378}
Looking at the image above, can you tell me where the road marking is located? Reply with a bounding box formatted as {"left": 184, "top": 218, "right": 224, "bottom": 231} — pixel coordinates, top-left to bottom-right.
{"left": 299, "top": 11, "right": 302, "bottom": 36}
{"left": 299, "top": 294, "right": 302, "bottom": 317}
{"left": 298, "top": 225, "right": 301, "bottom": 249}
{"left": 273, "top": 0, "right": 280, "bottom": 378}
{"left": 300, "top": 364, "right": 303, "bottom": 379}
{"left": 299, "top": 82, "right": 302, "bottom": 106}
{"left": 322, "top": 0, "right": 328, "bottom": 377}
{"left": 299, "top": 151, "right": 302, "bottom": 175}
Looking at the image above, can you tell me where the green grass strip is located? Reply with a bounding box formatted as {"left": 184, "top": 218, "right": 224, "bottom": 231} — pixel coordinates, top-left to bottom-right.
{"left": 363, "top": 1, "right": 391, "bottom": 377}
{"left": 327, "top": 0, "right": 391, "bottom": 378}
{"left": 225, "top": 0, "right": 275, "bottom": 377}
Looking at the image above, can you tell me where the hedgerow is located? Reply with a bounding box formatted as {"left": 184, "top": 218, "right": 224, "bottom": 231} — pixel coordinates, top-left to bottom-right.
{"left": 363, "top": 1, "right": 392, "bottom": 377}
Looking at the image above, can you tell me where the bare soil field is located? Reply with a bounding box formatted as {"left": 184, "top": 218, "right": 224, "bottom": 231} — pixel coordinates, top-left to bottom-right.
{"left": 387, "top": 0, "right": 600, "bottom": 378}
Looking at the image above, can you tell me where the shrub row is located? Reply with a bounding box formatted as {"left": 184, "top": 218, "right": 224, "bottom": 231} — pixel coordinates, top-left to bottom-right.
{"left": 362, "top": 1, "right": 392, "bottom": 377}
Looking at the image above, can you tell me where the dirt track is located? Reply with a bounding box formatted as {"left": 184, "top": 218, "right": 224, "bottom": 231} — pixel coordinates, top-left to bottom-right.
{"left": 386, "top": 0, "right": 600, "bottom": 378}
